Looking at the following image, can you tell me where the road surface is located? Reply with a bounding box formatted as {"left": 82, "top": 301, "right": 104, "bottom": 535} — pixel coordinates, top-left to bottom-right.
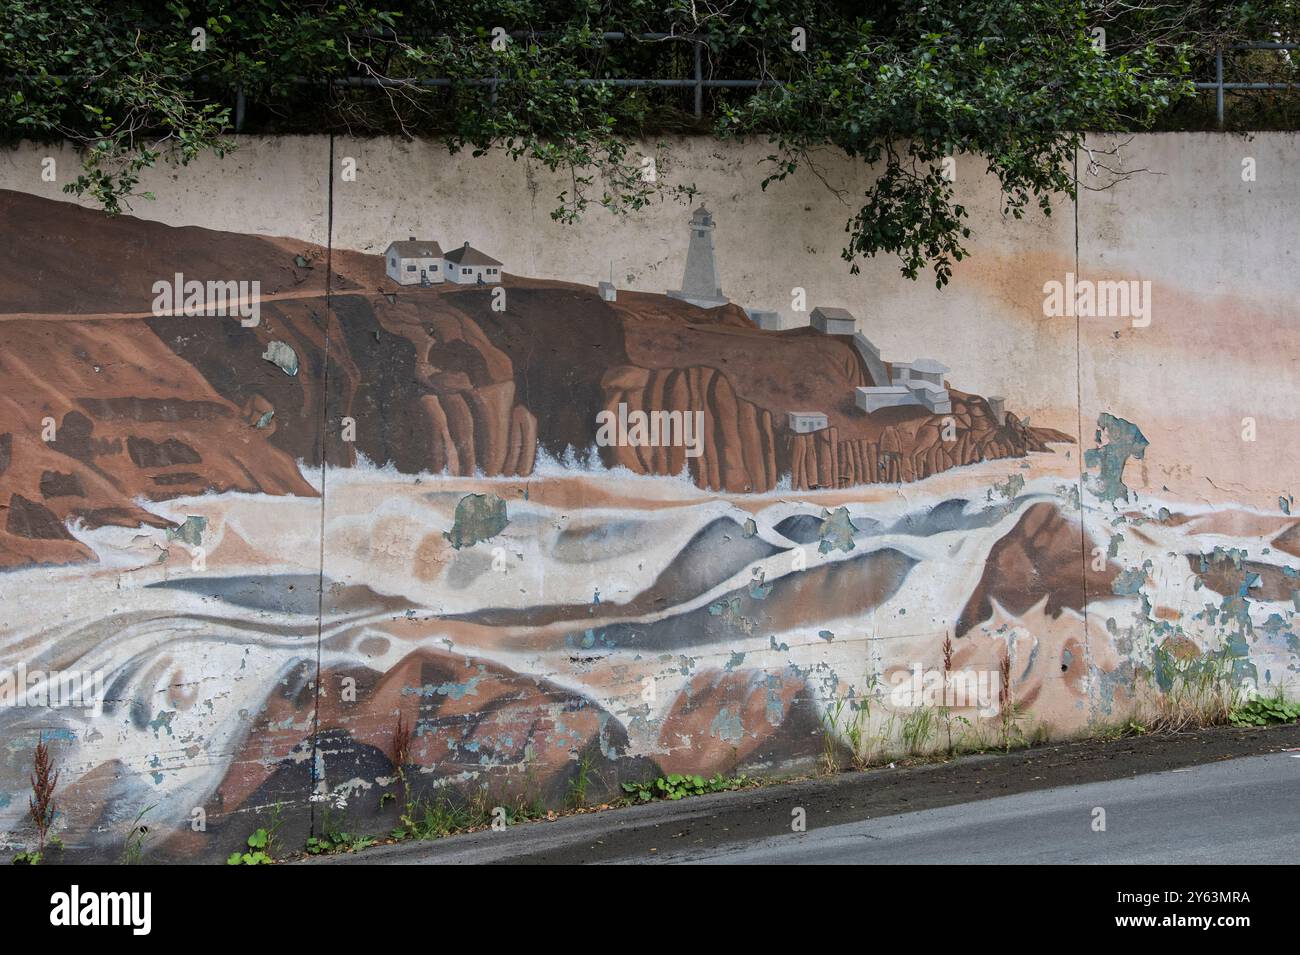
{"left": 654, "top": 753, "right": 1299, "bottom": 864}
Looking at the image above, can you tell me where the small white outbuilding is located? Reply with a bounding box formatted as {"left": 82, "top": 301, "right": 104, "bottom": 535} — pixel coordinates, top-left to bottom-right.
{"left": 384, "top": 238, "right": 444, "bottom": 285}
{"left": 788, "top": 412, "right": 829, "bottom": 434}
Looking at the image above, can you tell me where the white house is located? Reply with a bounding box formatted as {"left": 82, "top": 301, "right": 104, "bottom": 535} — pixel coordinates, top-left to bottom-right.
{"left": 810, "top": 306, "right": 857, "bottom": 335}
{"left": 385, "top": 238, "right": 444, "bottom": 285}
{"left": 599, "top": 281, "right": 617, "bottom": 302}
{"left": 445, "top": 241, "right": 503, "bottom": 284}
{"left": 788, "top": 411, "right": 829, "bottom": 433}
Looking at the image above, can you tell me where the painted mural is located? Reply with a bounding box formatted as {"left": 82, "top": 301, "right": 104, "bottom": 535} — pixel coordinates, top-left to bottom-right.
{"left": 0, "top": 136, "right": 1297, "bottom": 861}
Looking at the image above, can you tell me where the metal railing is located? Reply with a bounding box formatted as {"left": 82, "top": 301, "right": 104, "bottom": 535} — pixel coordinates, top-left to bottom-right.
{"left": 237, "top": 31, "right": 776, "bottom": 129}
{"left": 18, "top": 28, "right": 1293, "bottom": 133}
{"left": 1194, "top": 42, "right": 1300, "bottom": 127}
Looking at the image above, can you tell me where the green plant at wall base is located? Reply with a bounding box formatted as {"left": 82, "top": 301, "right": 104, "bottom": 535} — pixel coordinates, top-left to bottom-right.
{"left": 305, "top": 830, "right": 378, "bottom": 855}
{"left": 567, "top": 752, "right": 595, "bottom": 809}
{"left": 394, "top": 794, "right": 483, "bottom": 841}
{"left": 122, "top": 805, "right": 154, "bottom": 865}
{"left": 265, "top": 800, "right": 287, "bottom": 857}
{"left": 1144, "top": 641, "right": 1242, "bottom": 731}
{"left": 13, "top": 735, "right": 60, "bottom": 864}
{"left": 621, "top": 772, "right": 749, "bottom": 802}
{"left": 997, "top": 649, "right": 1024, "bottom": 752}
{"left": 843, "top": 704, "right": 870, "bottom": 771}
{"left": 226, "top": 828, "right": 274, "bottom": 865}
{"left": 1229, "top": 692, "right": 1300, "bottom": 727}
{"left": 5, "top": 2, "right": 1295, "bottom": 282}
{"left": 819, "top": 697, "right": 848, "bottom": 773}
{"left": 900, "top": 705, "right": 937, "bottom": 756}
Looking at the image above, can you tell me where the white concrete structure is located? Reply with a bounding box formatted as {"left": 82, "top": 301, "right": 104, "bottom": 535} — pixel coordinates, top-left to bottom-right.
{"left": 851, "top": 333, "right": 890, "bottom": 387}
{"left": 668, "top": 206, "right": 729, "bottom": 308}
{"left": 746, "top": 308, "right": 782, "bottom": 330}
{"left": 445, "top": 241, "right": 503, "bottom": 284}
{"left": 810, "top": 306, "right": 857, "bottom": 335}
{"left": 787, "top": 411, "right": 828, "bottom": 433}
{"left": 385, "top": 238, "right": 444, "bottom": 285}
{"left": 856, "top": 386, "right": 914, "bottom": 413}
{"left": 910, "top": 381, "right": 953, "bottom": 414}
{"left": 599, "top": 281, "right": 617, "bottom": 302}
{"left": 854, "top": 344, "right": 953, "bottom": 415}
{"left": 987, "top": 395, "right": 1007, "bottom": 425}
{"left": 893, "top": 357, "right": 949, "bottom": 388}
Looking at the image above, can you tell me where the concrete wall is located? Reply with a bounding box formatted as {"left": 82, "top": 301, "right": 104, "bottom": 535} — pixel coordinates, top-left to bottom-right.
{"left": 0, "top": 133, "right": 1295, "bottom": 861}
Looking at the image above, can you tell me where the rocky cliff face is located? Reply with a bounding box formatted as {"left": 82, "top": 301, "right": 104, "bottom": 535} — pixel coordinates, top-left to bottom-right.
{"left": 601, "top": 363, "right": 1071, "bottom": 493}
{"left": 785, "top": 395, "right": 1073, "bottom": 491}
{"left": 599, "top": 365, "right": 778, "bottom": 492}
{"left": 0, "top": 191, "right": 1072, "bottom": 567}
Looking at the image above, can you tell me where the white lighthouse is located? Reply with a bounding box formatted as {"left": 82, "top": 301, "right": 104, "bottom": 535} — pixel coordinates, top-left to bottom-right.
{"left": 668, "top": 205, "right": 729, "bottom": 309}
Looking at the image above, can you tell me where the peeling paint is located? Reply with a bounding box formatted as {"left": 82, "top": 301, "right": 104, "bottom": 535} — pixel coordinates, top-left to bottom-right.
{"left": 444, "top": 493, "right": 509, "bottom": 549}
{"left": 1084, "top": 413, "right": 1148, "bottom": 502}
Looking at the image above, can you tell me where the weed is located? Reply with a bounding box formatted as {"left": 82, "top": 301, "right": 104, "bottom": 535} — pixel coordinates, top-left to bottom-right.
{"left": 941, "top": 633, "right": 956, "bottom": 754}
{"left": 394, "top": 791, "right": 488, "bottom": 841}
{"left": 567, "top": 752, "right": 594, "bottom": 809}
{"left": 227, "top": 828, "right": 274, "bottom": 865}
{"left": 900, "top": 704, "right": 937, "bottom": 756}
{"left": 14, "top": 736, "right": 60, "bottom": 864}
{"left": 1123, "top": 634, "right": 1247, "bottom": 733}
{"left": 122, "top": 805, "right": 154, "bottom": 865}
{"left": 997, "top": 648, "right": 1025, "bottom": 751}
{"left": 843, "top": 703, "right": 870, "bottom": 771}
{"left": 621, "top": 772, "right": 749, "bottom": 803}
{"left": 264, "top": 800, "right": 286, "bottom": 857}
{"left": 305, "top": 830, "right": 377, "bottom": 855}
{"left": 29, "top": 736, "right": 59, "bottom": 862}
{"left": 1229, "top": 688, "right": 1300, "bottom": 726}
{"left": 819, "top": 696, "right": 848, "bottom": 774}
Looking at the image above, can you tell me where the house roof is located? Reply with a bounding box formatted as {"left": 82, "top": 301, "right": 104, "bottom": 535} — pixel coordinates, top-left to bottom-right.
{"left": 385, "top": 239, "right": 442, "bottom": 258}
{"left": 811, "top": 306, "right": 856, "bottom": 321}
{"left": 444, "top": 241, "right": 502, "bottom": 267}
{"left": 909, "top": 357, "right": 950, "bottom": 374}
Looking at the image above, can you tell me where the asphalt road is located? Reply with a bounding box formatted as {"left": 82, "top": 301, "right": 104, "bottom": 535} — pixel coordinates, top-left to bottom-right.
{"left": 653, "top": 752, "right": 1300, "bottom": 864}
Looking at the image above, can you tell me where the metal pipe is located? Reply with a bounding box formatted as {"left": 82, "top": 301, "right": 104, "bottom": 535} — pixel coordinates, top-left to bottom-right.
{"left": 303, "top": 76, "right": 773, "bottom": 89}
{"left": 1215, "top": 47, "right": 1224, "bottom": 128}
{"left": 694, "top": 41, "right": 703, "bottom": 117}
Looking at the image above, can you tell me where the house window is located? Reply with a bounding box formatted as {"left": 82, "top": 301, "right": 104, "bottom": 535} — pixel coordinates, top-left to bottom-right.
{"left": 431, "top": 264, "right": 438, "bottom": 271}
{"left": 389, "top": 257, "right": 396, "bottom": 267}
{"left": 462, "top": 268, "right": 471, "bottom": 275}
{"left": 406, "top": 264, "right": 416, "bottom": 272}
